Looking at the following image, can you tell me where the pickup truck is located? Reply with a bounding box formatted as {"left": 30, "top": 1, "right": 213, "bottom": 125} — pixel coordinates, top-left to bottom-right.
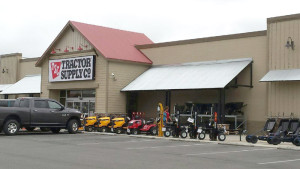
{"left": 0, "top": 97, "right": 82, "bottom": 135}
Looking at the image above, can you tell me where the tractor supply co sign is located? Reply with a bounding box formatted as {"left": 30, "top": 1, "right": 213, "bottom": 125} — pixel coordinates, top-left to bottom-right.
{"left": 49, "top": 56, "right": 95, "bottom": 82}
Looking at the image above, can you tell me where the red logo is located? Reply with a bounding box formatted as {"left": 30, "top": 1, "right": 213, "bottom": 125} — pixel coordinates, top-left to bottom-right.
{"left": 51, "top": 62, "right": 61, "bottom": 79}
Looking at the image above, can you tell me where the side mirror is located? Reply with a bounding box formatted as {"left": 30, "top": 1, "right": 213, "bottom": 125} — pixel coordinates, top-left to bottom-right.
{"left": 60, "top": 106, "right": 64, "bottom": 111}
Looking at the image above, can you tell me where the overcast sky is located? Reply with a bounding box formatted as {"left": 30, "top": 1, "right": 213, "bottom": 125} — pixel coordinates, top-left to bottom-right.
{"left": 1, "top": 0, "right": 300, "bottom": 58}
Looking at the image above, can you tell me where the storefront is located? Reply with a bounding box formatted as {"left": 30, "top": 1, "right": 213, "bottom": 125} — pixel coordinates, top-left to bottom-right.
{"left": 29, "top": 13, "right": 300, "bottom": 132}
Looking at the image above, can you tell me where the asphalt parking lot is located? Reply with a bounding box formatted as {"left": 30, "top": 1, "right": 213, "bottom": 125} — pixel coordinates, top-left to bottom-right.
{"left": 0, "top": 131, "right": 300, "bottom": 169}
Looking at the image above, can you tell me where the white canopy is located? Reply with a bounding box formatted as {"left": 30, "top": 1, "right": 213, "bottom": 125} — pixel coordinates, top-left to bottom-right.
{"left": 260, "top": 69, "right": 300, "bottom": 82}
{"left": 0, "top": 75, "right": 41, "bottom": 94}
{"left": 122, "top": 58, "right": 252, "bottom": 91}
{"left": 0, "top": 84, "right": 13, "bottom": 92}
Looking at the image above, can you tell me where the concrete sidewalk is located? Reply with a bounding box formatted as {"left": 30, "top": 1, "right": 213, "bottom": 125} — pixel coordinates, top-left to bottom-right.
{"left": 83, "top": 131, "right": 300, "bottom": 151}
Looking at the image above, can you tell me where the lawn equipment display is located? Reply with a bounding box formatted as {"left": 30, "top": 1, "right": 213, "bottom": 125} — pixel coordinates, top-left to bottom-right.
{"left": 264, "top": 118, "right": 290, "bottom": 144}
{"left": 110, "top": 116, "right": 129, "bottom": 134}
{"left": 84, "top": 116, "right": 98, "bottom": 132}
{"left": 95, "top": 116, "right": 111, "bottom": 132}
{"left": 245, "top": 118, "right": 276, "bottom": 144}
{"left": 267, "top": 119, "right": 299, "bottom": 145}
{"left": 163, "top": 104, "right": 188, "bottom": 138}
{"left": 127, "top": 112, "right": 158, "bottom": 135}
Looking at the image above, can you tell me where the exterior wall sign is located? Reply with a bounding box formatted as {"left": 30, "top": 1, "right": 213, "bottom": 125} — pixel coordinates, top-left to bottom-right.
{"left": 49, "top": 56, "right": 95, "bottom": 82}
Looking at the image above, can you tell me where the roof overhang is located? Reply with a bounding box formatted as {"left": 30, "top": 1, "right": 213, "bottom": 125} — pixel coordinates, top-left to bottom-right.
{"left": 122, "top": 58, "right": 253, "bottom": 91}
{"left": 260, "top": 69, "right": 300, "bottom": 82}
{"left": 0, "top": 75, "right": 41, "bottom": 95}
{"left": 0, "top": 84, "right": 13, "bottom": 92}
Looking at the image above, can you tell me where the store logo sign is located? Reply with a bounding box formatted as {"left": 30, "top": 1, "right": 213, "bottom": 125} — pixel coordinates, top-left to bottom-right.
{"left": 51, "top": 62, "right": 61, "bottom": 79}
{"left": 49, "top": 55, "right": 95, "bottom": 82}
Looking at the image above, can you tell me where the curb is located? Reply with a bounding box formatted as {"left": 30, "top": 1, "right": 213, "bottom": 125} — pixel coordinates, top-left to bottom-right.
{"left": 82, "top": 131, "right": 300, "bottom": 151}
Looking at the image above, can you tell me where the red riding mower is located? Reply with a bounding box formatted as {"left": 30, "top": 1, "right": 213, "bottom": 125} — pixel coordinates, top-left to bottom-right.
{"left": 127, "top": 112, "right": 158, "bottom": 135}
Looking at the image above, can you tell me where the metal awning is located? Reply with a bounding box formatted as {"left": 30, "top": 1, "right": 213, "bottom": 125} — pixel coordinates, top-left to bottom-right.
{"left": 122, "top": 58, "right": 252, "bottom": 91}
{"left": 260, "top": 69, "right": 300, "bottom": 82}
{"left": 0, "top": 75, "right": 41, "bottom": 94}
{"left": 0, "top": 84, "right": 13, "bottom": 92}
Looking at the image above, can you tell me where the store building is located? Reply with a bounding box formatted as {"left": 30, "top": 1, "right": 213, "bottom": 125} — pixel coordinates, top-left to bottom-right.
{"left": 0, "top": 53, "right": 41, "bottom": 99}
{"left": 1, "top": 13, "right": 299, "bottom": 132}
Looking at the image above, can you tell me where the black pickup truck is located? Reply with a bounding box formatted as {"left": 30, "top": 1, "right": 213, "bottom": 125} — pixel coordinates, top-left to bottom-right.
{"left": 0, "top": 97, "right": 82, "bottom": 135}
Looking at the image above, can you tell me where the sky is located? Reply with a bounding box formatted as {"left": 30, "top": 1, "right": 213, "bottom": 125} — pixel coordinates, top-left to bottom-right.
{"left": 1, "top": 0, "right": 300, "bottom": 58}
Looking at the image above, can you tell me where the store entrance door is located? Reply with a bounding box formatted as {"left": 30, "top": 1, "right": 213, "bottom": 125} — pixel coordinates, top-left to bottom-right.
{"left": 66, "top": 98, "right": 95, "bottom": 117}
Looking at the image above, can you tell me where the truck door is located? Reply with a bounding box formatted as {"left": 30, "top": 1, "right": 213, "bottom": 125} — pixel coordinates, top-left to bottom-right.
{"left": 31, "top": 100, "right": 56, "bottom": 126}
{"left": 47, "top": 100, "right": 69, "bottom": 126}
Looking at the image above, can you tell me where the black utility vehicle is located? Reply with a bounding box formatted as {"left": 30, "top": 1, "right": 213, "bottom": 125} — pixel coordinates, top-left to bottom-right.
{"left": 0, "top": 97, "right": 82, "bottom": 135}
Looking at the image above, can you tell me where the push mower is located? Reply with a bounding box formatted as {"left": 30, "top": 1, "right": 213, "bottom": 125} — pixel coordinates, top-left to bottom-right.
{"left": 163, "top": 105, "right": 188, "bottom": 138}
{"left": 268, "top": 119, "right": 299, "bottom": 145}
{"left": 246, "top": 118, "right": 276, "bottom": 144}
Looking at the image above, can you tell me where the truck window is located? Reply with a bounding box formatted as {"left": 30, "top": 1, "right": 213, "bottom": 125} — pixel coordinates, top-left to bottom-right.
{"left": 34, "top": 100, "right": 49, "bottom": 108}
{"left": 48, "top": 101, "right": 62, "bottom": 109}
{"left": 0, "top": 101, "right": 8, "bottom": 107}
{"left": 20, "top": 99, "right": 30, "bottom": 108}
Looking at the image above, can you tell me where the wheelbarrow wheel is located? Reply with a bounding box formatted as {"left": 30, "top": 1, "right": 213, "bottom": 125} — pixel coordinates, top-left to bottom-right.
{"left": 180, "top": 131, "right": 187, "bottom": 138}
{"left": 198, "top": 131, "right": 206, "bottom": 140}
{"left": 218, "top": 133, "right": 226, "bottom": 141}
{"left": 164, "top": 130, "right": 171, "bottom": 137}
{"left": 267, "top": 137, "right": 273, "bottom": 144}
{"left": 245, "top": 135, "right": 252, "bottom": 143}
{"left": 272, "top": 137, "right": 282, "bottom": 145}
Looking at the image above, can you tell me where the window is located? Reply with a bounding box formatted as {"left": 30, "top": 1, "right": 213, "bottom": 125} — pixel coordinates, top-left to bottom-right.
{"left": 34, "top": 100, "right": 48, "bottom": 108}
{"left": 20, "top": 99, "right": 30, "bottom": 108}
{"left": 82, "top": 90, "right": 95, "bottom": 97}
{"left": 48, "top": 101, "right": 62, "bottom": 109}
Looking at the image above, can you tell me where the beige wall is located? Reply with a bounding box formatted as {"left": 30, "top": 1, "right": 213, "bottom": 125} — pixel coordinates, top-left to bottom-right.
{"left": 0, "top": 53, "right": 21, "bottom": 84}
{"left": 108, "top": 61, "right": 149, "bottom": 114}
{"left": 267, "top": 15, "right": 300, "bottom": 118}
{"left": 19, "top": 58, "right": 41, "bottom": 79}
{"left": 137, "top": 34, "right": 268, "bottom": 132}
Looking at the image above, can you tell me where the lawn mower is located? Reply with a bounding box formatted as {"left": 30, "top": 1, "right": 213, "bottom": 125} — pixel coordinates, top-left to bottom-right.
{"left": 110, "top": 116, "right": 130, "bottom": 134}
{"left": 163, "top": 105, "right": 188, "bottom": 138}
{"left": 246, "top": 118, "right": 276, "bottom": 144}
{"left": 267, "top": 119, "right": 299, "bottom": 145}
{"left": 84, "top": 116, "right": 98, "bottom": 132}
{"left": 95, "top": 116, "right": 111, "bottom": 132}
{"left": 127, "top": 112, "right": 158, "bottom": 135}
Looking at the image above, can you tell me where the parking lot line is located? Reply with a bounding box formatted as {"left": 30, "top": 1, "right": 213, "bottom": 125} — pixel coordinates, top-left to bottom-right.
{"left": 185, "top": 148, "right": 276, "bottom": 156}
{"left": 257, "top": 159, "right": 300, "bottom": 165}
{"left": 126, "top": 143, "right": 205, "bottom": 150}
{"left": 77, "top": 139, "right": 156, "bottom": 146}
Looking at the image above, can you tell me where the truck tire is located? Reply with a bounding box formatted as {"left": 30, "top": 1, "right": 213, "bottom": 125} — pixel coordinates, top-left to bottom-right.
{"left": 67, "top": 119, "right": 79, "bottom": 134}
{"left": 51, "top": 128, "right": 61, "bottom": 134}
{"left": 3, "top": 119, "right": 20, "bottom": 136}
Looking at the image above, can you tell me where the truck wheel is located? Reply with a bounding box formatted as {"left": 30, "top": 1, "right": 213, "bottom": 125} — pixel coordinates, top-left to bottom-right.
{"left": 4, "top": 119, "right": 20, "bottom": 136}
{"left": 26, "top": 127, "right": 35, "bottom": 132}
{"left": 164, "top": 130, "right": 171, "bottom": 137}
{"left": 180, "top": 131, "right": 187, "bottom": 138}
{"left": 40, "top": 127, "right": 50, "bottom": 132}
{"left": 218, "top": 133, "right": 226, "bottom": 141}
{"left": 51, "top": 128, "right": 61, "bottom": 134}
{"left": 198, "top": 131, "right": 206, "bottom": 140}
{"left": 150, "top": 127, "right": 157, "bottom": 135}
{"left": 68, "top": 119, "right": 79, "bottom": 134}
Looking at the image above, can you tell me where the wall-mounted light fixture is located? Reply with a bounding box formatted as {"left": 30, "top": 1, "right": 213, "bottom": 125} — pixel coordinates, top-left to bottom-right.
{"left": 111, "top": 73, "right": 116, "bottom": 81}
{"left": 50, "top": 48, "right": 61, "bottom": 54}
{"left": 285, "top": 37, "right": 294, "bottom": 50}
{"left": 2, "top": 68, "right": 8, "bottom": 73}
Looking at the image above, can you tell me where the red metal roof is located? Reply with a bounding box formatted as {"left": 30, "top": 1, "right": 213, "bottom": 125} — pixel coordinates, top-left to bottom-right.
{"left": 70, "top": 21, "right": 153, "bottom": 64}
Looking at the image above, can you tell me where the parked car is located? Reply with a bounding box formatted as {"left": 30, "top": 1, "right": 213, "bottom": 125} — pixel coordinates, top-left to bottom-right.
{"left": 0, "top": 97, "right": 82, "bottom": 135}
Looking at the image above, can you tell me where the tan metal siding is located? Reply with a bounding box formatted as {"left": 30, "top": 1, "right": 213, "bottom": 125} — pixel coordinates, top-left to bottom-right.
{"left": 0, "top": 55, "right": 21, "bottom": 84}
{"left": 107, "top": 61, "right": 150, "bottom": 114}
{"left": 19, "top": 60, "right": 41, "bottom": 80}
{"left": 268, "top": 19, "right": 300, "bottom": 118}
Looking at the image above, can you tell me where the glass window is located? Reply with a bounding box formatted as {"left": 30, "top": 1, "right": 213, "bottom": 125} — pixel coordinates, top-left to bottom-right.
{"left": 67, "top": 90, "right": 81, "bottom": 98}
{"left": 0, "top": 101, "right": 8, "bottom": 107}
{"left": 34, "top": 100, "right": 48, "bottom": 108}
{"left": 82, "top": 90, "right": 95, "bottom": 97}
{"left": 48, "top": 101, "right": 62, "bottom": 109}
{"left": 20, "top": 99, "right": 30, "bottom": 108}
{"left": 60, "top": 90, "right": 66, "bottom": 98}
{"left": 60, "top": 98, "right": 66, "bottom": 106}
